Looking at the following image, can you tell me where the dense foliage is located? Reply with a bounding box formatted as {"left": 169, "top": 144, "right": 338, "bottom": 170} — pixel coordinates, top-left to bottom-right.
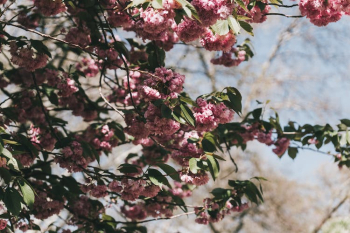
{"left": 0, "top": 0, "right": 349, "bottom": 232}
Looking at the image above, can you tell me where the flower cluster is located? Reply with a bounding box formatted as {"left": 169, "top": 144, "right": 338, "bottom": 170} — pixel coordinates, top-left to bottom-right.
{"left": 33, "top": 189, "right": 64, "bottom": 220}
{"left": 121, "top": 195, "right": 175, "bottom": 220}
{"left": 81, "top": 184, "right": 108, "bottom": 198}
{"left": 9, "top": 41, "right": 48, "bottom": 71}
{"left": 200, "top": 30, "right": 236, "bottom": 52}
{"left": 193, "top": 98, "right": 234, "bottom": 132}
{"left": 180, "top": 170, "right": 210, "bottom": 186}
{"left": 54, "top": 141, "right": 88, "bottom": 172}
{"left": 211, "top": 48, "right": 246, "bottom": 67}
{"left": 195, "top": 198, "right": 249, "bottom": 225}
{"left": 0, "top": 219, "right": 6, "bottom": 231}
{"left": 0, "top": 0, "right": 338, "bottom": 230}
{"left": 140, "top": 67, "right": 185, "bottom": 100}
{"left": 299, "top": 0, "right": 344, "bottom": 26}
{"left": 237, "top": 0, "right": 271, "bottom": 23}
{"left": 76, "top": 57, "right": 99, "bottom": 77}
{"left": 65, "top": 27, "right": 92, "bottom": 47}
{"left": 232, "top": 123, "right": 290, "bottom": 157}
{"left": 171, "top": 131, "right": 203, "bottom": 166}
{"left": 176, "top": 18, "right": 207, "bottom": 43}
{"left": 33, "top": 0, "right": 67, "bottom": 16}
{"left": 169, "top": 182, "right": 193, "bottom": 198}
{"left": 191, "top": 0, "right": 234, "bottom": 26}
{"left": 29, "top": 126, "right": 57, "bottom": 151}
{"left": 76, "top": 124, "right": 119, "bottom": 153}
{"left": 18, "top": 11, "right": 40, "bottom": 29}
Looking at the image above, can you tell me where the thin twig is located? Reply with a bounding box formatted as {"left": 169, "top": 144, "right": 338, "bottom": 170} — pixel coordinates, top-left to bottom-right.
{"left": 264, "top": 13, "right": 303, "bottom": 18}
{"left": 267, "top": 3, "right": 299, "bottom": 8}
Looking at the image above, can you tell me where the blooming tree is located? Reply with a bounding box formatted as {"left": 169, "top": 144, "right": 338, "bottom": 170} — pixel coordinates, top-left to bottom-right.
{"left": 0, "top": 0, "right": 349, "bottom": 232}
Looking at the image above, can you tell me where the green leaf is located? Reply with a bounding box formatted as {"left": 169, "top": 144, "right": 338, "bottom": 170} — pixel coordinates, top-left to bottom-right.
{"left": 226, "top": 87, "right": 242, "bottom": 115}
{"left": 0, "top": 167, "right": 12, "bottom": 183}
{"left": 118, "top": 164, "right": 141, "bottom": 174}
{"left": 172, "top": 111, "right": 187, "bottom": 124}
{"left": 113, "top": 41, "right": 130, "bottom": 60}
{"left": 109, "top": 122, "right": 126, "bottom": 142}
{"left": 288, "top": 147, "right": 298, "bottom": 160}
{"left": 207, "top": 156, "right": 220, "bottom": 181}
{"left": 157, "top": 163, "right": 181, "bottom": 182}
{"left": 187, "top": 137, "right": 200, "bottom": 143}
{"left": 180, "top": 104, "right": 195, "bottom": 127}
{"left": 211, "top": 20, "right": 229, "bottom": 36}
{"left": 189, "top": 158, "right": 198, "bottom": 174}
{"left": 122, "top": 226, "right": 147, "bottom": 233}
{"left": 247, "top": 0, "right": 256, "bottom": 10}
{"left": 133, "top": 0, "right": 148, "bottom": 6}
{"left": 251, "top": 176, "right": 268, "bottom": 181}
{"left": 152, "top": 0, "right": 163, "bottom": 9}
{"left": 4, "top": 188, "right": 23, "bottom": 216}
{"left": 148, "top": 168, "right": 171, "bottom": 188}
{"left": 80, "top": 141, "right": 100, "bottom": 164}
{"left": 18, "top": 134, "right": 39, "bottom": 157}
{"left": 227, "top": 16, "right": 240, "bottom": 34}
{"left": 67, "top": 1, "right": 76, "bottom": 9}
{"left": 237, "top": 15, "right": 252, "bottom": 21}
{"left": 340, "top": 133, "right": 347, "bottom": 146}
{"left": 252, "top": 108, "right": 262, "bottom": 120}
{"left": 176, "top": 0, "right": 200, "bottom": 21}
{"left": 239, "top": 21, "right": 254, "bottom": 36}
{"left": 179, "top": 96, "right": 197, "bottom": 106}
{"left": 347, "top": 131, "right": 350, "bottom": 145}
{"left": 211, "top": 188, "right": 232, "bottom": 200}
{"left": 17, "top": 178, "right": 35, "bottom": 209}
{"left": 256, "top": 1, "right": 266, "bottom": 11}
{"left": 2, "top": 139, "right": 20, "bottom": 145}
{"left": 235, "top": 0, "right": 250, "bottom": 13}
{"left": 61, "top": 176, "right": 83, "bottom": 195}
{"left": 2, "top": 148, "right": 20, "bottom": 171}
{"left": 102, "top": 214, "right": 117, "bottom": 229}
{"left": 172, "top": 195, "right": 188, "bottom": 212}
{"left": 48, "top": 92, "right": 59, "bottom": 105}
{"left": 161, "top": 104, "right": 172, "bottom": 119}
{"left": 202, "top": 138, "right": 216, "bottom": 152}
{"left": 269, "top": 0, "right": 281, "bottom": 7}
{"left": 211, "top": 153, "right": 226, "bottom": 161}
{"left": 246, "top": 182, "right": 264, "bottom": 203}
{"left": 340, "top": 119, "right": 350, "bottom": 127}
{"left": 30, "top": 40, "right": 52, "bottom": 58}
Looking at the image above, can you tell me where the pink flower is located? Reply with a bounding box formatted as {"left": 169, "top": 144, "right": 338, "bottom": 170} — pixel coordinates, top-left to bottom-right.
{"left": 176, "top": 18, "right": 207, "bottom": 42}
{"left": 33, "top": 190, "right": 64, "bottom": 219}
{"left": 109, "top": 180, "right": 123, "bottom": 193}
{"left": 191, "top": 0, "right": 234, "bottom": 26}
{"left": 9, "top": 41, "right": 48, "bottom": 71}
{"left": 180, "top": 171, "right": 209, "bottom": 186}
{"left": 273, "top": 138, "right": 290, "bottom": 157}
{"left": 121, "top": 204, "right": 147, "bottom": 220}
{"left": 34, "top": 0, "right": 67, "bottom": 16}
{"left": 76, "top": 58, "right": 99, "bottom": 77}
{"left": 140, "top": 185, "right": 161, "bottom": 198}
{"left": 308, "top": 138, "right": 319, "bottom": 144}
{"left": 236, "top": 0, "right": 270, "bottom": 23}
{"left": 65, "top": 27, "right": 91, "bottom": 47}
{"left": 90, "top": 185, "right": 108, "bottom": 198}
{"left": 200, "top": 30, "right": 236, "bottom": 52}
{"left": 299, "top": 0, "right": 342, "bottom": 26}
